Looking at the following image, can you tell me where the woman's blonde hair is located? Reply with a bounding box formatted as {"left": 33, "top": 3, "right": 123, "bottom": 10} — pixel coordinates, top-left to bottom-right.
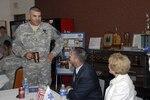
{"left": 108, "top": 53, "right": 131, "bottom": 75}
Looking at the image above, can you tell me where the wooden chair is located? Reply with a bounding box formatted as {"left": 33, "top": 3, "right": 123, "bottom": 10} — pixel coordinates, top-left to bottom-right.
{"left": 13, "top": 67, "right": 23, "bottom": 88}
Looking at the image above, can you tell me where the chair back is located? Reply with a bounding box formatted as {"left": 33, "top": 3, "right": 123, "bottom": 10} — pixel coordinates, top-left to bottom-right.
{"left": 13, "top": 67, "right": 23, "bottom": 88}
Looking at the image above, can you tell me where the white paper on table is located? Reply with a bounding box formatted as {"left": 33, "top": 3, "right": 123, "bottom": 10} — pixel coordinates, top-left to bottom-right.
{"left": 0, "top": 75, "right": 9, "bottom": 88}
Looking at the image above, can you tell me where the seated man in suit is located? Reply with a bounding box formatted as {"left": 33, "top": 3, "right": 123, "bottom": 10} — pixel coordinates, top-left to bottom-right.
{"left": 66, "top": 47, "right": 102, "bottom": 100}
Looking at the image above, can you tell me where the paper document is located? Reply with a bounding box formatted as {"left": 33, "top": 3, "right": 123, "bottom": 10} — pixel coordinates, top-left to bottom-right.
{"left": 89, "top": 37, "right": 101, "bottom": 49}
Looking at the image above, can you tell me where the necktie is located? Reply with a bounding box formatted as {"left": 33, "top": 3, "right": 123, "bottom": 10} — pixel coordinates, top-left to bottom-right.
{"left": 73, "top": 69, "right": 76, "bottom": 82}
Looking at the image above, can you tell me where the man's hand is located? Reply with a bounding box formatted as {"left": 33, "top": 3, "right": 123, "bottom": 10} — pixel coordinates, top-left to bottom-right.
{"left": 47, "top": 53, "right": 54, "bottom": 62}
{"left": 66, "top": 86, "right": 72, "bottom": 94}
{"left": 24, "top": 51, "right": 34, "bottom": 60}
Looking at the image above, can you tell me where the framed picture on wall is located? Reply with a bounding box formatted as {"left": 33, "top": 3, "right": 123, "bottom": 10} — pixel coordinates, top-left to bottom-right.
{"left": 103, "top": 33, "right": 113, "bottom": 47}
{"left": 0, "top": 20, "right": 6, "bottom": 27}
{"left": 88, "top": 37, "right": 101, "bottom": 49}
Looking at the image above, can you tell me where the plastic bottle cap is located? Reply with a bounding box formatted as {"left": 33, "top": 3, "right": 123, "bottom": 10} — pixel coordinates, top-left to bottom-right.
{"left": 61, "top": 84, "right": 65, "bottom": 87}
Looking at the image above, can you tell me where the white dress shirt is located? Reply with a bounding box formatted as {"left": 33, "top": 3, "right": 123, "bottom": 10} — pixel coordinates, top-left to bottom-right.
{"left": 76, "top": 64, "right": 83, "bottom": 75}
{"left": 104, "top": 74, "right": 137, "bottom": 100}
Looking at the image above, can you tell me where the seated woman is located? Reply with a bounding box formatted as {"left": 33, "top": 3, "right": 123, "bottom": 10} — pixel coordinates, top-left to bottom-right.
{"left": 104, "top": 53, "right": 137, "bottom": 100}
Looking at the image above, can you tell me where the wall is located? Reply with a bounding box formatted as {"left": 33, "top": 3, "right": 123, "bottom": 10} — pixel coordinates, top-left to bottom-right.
{"left": 35, "top": 0, "right": 150, "bottom": 47}
{"left": 0, "top": 0, "right": 12, "bottom": 34}
{"left": 0, "top": 0, "right": 35, "bottom": 35}
{"left": 10, "top": 0, "right": 35, "bottom": 19}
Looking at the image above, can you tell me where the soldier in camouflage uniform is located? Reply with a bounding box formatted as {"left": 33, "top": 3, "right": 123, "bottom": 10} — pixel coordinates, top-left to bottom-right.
{"left": 0, "top": 57, "right": 22, "bottom": 90}
{"left": 0, "top": 40, "right": 22, "bottom": 89}
{"left": 12, "top": 6, "right": 64, "bottom": 87}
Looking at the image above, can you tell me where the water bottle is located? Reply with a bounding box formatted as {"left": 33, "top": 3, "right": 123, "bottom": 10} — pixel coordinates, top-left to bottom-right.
{"left": 60, "top": 84, "right": 67, "bottom": 100}
{"left": 23, "top": 78, "right": 29, "bottom": 97}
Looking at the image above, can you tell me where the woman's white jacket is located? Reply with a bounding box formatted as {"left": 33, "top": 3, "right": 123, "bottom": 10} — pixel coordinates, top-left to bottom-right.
{"left": 104, "top": 74, "right": 137, "bottom": 100}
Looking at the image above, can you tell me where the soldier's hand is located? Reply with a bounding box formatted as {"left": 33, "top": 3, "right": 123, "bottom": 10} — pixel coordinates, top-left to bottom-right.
{"left": 47, "top": 53, "right": 54, "bottom": 62}
{"left": 24, "top": 51, "right": 34, "bottom": 60}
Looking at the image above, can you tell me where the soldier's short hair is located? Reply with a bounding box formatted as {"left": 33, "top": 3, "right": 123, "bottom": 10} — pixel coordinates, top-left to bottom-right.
{"left": 29, "top": 6, "right": 41, "bottom": 13}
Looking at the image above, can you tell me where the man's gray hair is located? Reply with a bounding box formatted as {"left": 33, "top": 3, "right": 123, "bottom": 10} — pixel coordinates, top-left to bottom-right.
{"left": 72, "top": 47, "right": 87, "bottom": 63}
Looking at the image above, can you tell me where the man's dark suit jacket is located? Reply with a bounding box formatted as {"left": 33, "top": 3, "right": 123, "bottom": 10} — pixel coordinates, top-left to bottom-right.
{"left": 67, "top": 63, "right": 102, "bottom": 100}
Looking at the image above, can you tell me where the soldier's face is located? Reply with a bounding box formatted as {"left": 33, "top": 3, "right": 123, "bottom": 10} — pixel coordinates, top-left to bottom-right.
{"left": 29, "top": 10, "right": 41, "bottom": 26}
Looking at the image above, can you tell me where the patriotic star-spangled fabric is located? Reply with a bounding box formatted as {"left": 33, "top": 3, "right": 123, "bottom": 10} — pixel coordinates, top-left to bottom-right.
{"left": 36, "top": 86, "right": 54, "bottom": 100}
{"left": 36, "top": 87, "right": 45, "bottom": 100}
